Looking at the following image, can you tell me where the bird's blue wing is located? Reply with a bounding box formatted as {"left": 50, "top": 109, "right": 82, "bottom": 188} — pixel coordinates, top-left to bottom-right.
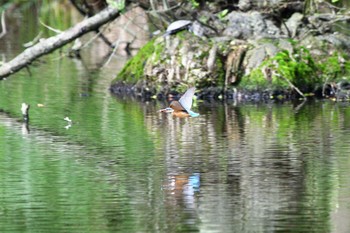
{"left": 187, "top": 110, "right": 200, "bottom": 117}
{"left": 179, "top": 87, "right": 199, "bottom": 117}
{"left": 179, "top": 87, "right": 195, "bottom": 111}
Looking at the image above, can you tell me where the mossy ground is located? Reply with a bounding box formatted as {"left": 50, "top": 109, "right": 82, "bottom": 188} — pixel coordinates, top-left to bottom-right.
{"left": 112, "top": 34, "right": 350, "bottom": 100}
{"left": 240, "top": 45, "right": 350, "bottom": 95}
{"left": 114, "top": 38, "right": 162, "bottom": 84}
{"left": 113, "top": 31, "right": 225, "bottom": 94}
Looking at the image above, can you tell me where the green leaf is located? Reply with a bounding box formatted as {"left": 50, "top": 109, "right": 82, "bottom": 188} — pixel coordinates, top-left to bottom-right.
{"left": 218, "top": 9, "right": 229, "bottom": 19}
{"left": 107, "top": 0, "right": 125, "bottom": 11}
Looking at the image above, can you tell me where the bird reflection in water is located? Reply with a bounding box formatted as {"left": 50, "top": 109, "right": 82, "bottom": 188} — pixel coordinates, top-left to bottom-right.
{"left": 163, "top": 173, "right": 200, "bottom": 208}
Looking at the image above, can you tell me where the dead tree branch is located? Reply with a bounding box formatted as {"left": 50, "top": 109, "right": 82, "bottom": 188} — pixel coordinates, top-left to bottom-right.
{"left": 0, "top": 6, "right": 120, "bottom": 79}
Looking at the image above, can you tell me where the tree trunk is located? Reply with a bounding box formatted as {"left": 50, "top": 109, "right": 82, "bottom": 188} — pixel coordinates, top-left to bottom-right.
{"left": 0, "top": 6, "right": 120, "bottom": 79}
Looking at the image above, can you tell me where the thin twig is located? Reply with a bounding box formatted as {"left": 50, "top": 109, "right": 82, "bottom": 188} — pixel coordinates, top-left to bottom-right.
{"left": 162, "top": 0, "right": 170, "bottom": 10}
{"left": 0, "top": 11, "right": 7, "bottom": 39}
{"left": 23, "top": 31, "right": 43, "bottom": 48}
{"left": 102, "top": 39, "right": 120, "bottom": 67}
{"left": 278, "top": 73, "right": 306, "bottom": 99}
{"left": 82, "top": 21, "right": 113, "bottom": 48}
{"left": 322, "top": 76, "right": 329, "bottom": 97}
{"left": 323, "top": 1, "right": 346, "bottom": 11}
{"left": 39, "top": 19, "right": 62, "bottom": 33}
{"left": 271, "top": 61, "right": 306, "bottom": 98}
{"left": 147, "top": 2, "right": 182, "bottom": 14}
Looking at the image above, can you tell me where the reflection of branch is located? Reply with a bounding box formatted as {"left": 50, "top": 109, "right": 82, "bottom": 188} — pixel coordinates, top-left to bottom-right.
{"left": 293, "top": 99, "right": 307, "bottom": 113}
{"left": 123, "top": 7, "right": 150, "bottom": 32}
{"left": 103, "top": 39, "right": 134, "bottom": 67}
{"left": 81, "top": 21, "right": 112, "bottom": 48}
{"left": 0, "top": 11, "right": 7, "bottom": 39}
{"left": 103, "top": 39, "right": 121, "bottom": 67}
{"left": 98, "top": 31, "right": 114, "bottom": 47}
{"left": 21, "top": 103, "right": 30, "bottom": 123}
{"left": 101, "top": 7, "right": 147, "bottom": 63}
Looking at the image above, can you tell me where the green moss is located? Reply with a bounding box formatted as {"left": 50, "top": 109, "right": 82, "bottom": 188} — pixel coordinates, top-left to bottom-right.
{"left": 115, "top": 38, "right": 160, "bottom": 84}
{"left": 240, "top": 68, "right": 270, "bottom": 90}
{"left": 241, "top": 45, "right": 322, "bottom": 91}
{"left": 153, "top": 41, "right": 163, "bottom": 62}
{"left": 240, "top": 44, "right": 350, "bottom": 93}
{"left": 176, "top": 30, "right": 187, "bottom": 40}
{"left": 318, "top": 52, "right": 350, "bottom": 82}
{"left": 272, "top": 47, "right": 318, "bottom": 88}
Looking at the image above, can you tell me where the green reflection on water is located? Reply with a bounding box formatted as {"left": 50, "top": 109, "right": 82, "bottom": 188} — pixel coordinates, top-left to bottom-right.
{"left": 0, "top": 127, "right": 108, "bottom": 232}
{"left": 1, "top": 57, "right": 350, "bottom": 232}
{"left": 0, "top": 57, "right": 164, "bottom": 232}
{"left": 1, "top": 4, "right": 350, "bottom": 231}
{"left": 0, "top": 57, "right": 154, "bottom": 154}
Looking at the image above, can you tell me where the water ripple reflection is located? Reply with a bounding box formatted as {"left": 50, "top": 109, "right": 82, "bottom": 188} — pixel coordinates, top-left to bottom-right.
{"left": 2, "top": 95, "right": 350, "bottom": 232}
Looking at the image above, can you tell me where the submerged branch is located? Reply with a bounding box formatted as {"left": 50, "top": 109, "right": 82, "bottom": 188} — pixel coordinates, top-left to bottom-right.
{"left": 0, "top": 7, "right": 120, "bottom": 79}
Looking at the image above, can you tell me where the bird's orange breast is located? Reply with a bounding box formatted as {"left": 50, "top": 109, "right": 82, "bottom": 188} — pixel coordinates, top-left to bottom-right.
{"left": 172, "top": 111, "right": 190, "bottom": 118}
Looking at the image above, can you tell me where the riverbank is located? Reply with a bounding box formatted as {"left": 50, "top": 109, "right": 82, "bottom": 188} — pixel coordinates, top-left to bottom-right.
{"left": 110, "top": 1, "right": 350, "bottom": 101}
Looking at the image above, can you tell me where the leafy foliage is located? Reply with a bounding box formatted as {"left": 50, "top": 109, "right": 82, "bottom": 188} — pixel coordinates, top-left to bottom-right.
{"left": 270, "top": 47, "right": 318, "bottom": 89}
{"left": 107, "top": 0, "right": 125, "bottom": 11}
{"left": 189, "top": 0, "right": 200, "bottom": 8}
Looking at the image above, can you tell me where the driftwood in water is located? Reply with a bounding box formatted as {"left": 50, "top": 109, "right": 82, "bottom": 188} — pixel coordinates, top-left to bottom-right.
{"left": 21, "top": 103, "right": 30, "bottom": 123}
{"left": 0, "top": 7, "right": 120, "bottom": 79}
{"left": 21, "top": 103, "right": 30, "bottom": 134}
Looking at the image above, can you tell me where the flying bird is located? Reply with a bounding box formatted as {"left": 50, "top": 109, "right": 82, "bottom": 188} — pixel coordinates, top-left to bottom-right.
{"left": 159, "top": 87, "right": 199, "bottom": 118}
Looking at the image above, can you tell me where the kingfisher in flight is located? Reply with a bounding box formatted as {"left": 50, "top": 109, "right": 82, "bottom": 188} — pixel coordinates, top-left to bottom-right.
{"left": 159, "top": 87, "right": 200, "bottom": 118}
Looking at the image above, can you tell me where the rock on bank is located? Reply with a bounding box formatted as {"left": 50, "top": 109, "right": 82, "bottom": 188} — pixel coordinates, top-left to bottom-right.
{"left": 110, "top": 6, "right": 350, "bottom": 101}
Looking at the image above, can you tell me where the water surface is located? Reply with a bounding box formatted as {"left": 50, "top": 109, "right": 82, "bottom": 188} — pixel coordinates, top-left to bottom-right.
{"left": 1, "top": 58, "right": 350, "bottom": 232}
{"left": 1, "top": 4, "right": 350, "bottom": 233}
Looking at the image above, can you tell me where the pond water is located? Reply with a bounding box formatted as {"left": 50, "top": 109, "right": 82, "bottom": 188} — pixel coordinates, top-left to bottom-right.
{"left": 1, "top": 4, "right": 350, "bottom": 233}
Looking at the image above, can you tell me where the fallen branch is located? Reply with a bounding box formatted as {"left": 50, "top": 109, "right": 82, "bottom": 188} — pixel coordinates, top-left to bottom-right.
{"left": 277, "top": 73, "right": 306, "bottom": 99}
{"left": 0, "top": 6, "right": 120, "bottom": 79}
